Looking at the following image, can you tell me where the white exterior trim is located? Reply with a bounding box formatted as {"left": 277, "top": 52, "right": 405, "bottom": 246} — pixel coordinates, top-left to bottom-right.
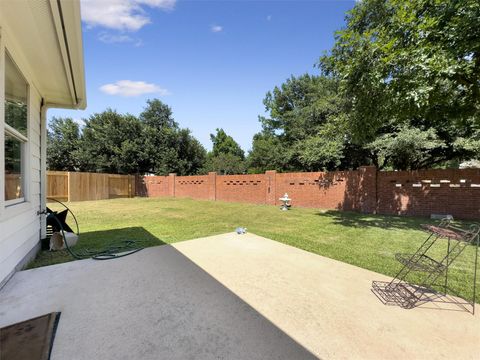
{"left": 0, "top": 0, "right": 86, "bottom": 286}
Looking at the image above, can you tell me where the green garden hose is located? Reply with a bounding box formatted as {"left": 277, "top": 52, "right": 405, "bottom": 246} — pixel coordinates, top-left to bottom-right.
{"left": 46, "top": 198, "right": 143, "bottom": 260}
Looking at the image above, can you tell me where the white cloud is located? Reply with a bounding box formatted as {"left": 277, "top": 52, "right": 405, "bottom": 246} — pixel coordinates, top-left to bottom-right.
{"left": 81, "top": 0, "right": 176, "bottom": 31}
{"left": 97, "top": 32, "right": 144, "bottom": 46}
{"left": 211, "top": 25, "right": 223, "bottom": 33}
{"left": 100, "top": 80, "right": 170, "bottom": 97}
{"left": 98, "top": 32, "right": 134, "bottom": 43}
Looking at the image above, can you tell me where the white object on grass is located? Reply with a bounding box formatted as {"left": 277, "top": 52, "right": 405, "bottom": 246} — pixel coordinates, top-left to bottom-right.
{"left": 279, "top": 193, "right": 291, "bottom": 211}
{"left": 236, "top": 227, "right": 247, "bottom": 234}
{"left": 62, "top": 232, "right": 79, "bottom": 248}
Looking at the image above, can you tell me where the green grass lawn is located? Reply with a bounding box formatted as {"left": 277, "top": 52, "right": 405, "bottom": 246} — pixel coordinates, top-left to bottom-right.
{"left": 31, "top": 197, "right": 479, "bottom": 303}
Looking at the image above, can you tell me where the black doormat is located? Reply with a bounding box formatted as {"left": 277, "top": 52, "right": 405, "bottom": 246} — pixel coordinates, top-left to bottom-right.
{"left": 0, "top": 312, "right": 61, "bottom": 360}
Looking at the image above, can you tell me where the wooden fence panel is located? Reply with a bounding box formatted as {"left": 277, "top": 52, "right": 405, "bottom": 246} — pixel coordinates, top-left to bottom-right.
{"left": 46, "top": 171, "right": 68, "bottom": 201}
{"left": 108, "top": 175, "right": 134, "bottom": 198}
{"left": 47, "top": 171, "right": 134, "bottom": 202}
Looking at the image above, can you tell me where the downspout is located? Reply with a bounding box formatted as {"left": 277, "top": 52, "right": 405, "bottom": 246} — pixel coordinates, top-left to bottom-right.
{"left": 38, "top": 98, "right": 49, "bottom": 239}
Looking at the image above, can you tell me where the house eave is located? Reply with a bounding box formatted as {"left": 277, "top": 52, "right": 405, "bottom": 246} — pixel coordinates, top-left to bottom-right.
{"left": 0, "top": 0, "right": 86, "bottom": 110}
{"left": 48, "top": 0, "right": 87, "bottom": 110}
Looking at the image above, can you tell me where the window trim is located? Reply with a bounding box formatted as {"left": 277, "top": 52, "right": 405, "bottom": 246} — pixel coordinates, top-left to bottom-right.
{"left": 4, "top": 129, "right": 26, "bottom": 207}
{"left": 5, "top": 196, "right": 25, "bottom": 207}
{"left": 4, "top": 123, "right": 28, "bottom": 142}
{"left": 3, "top": 48, "right": 30, "bottom": 208}
{"left": 4, "top": 123, "right": 27, "bottom": 207}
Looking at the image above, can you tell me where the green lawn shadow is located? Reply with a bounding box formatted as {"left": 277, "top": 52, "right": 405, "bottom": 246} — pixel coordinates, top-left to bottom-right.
{"left": 29, "top": 227, "right": 166, "bottom": 269}
{"left": 315, "top": 210, "right": 430, "bottom": 230}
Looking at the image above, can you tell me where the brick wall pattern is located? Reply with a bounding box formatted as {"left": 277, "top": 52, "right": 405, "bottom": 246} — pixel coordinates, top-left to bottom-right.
{"left": 136, "top": 167, "right": 480, "bottom": 220}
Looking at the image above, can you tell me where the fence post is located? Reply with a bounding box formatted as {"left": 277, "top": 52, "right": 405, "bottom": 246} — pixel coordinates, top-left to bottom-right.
{"left": 67, "top": 171, "right": 71, "bottom": 202}
{"left": 168, "top": 173, "right": 176, "bottom": 197}
{"left": 129, "top": 175, "right": 134, "bottom": 198}
{"left": 265, "top": 170, "right": 277, "bottom": 205}
{"left": 208, "top": 172, "right": 217, "bottom": 201}
{"left": 358, "top": 166, "right": 377, "bottom": 214}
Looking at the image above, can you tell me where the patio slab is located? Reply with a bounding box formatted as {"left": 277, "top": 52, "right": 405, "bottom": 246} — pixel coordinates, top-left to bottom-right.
{"left": 0, "top": 232, "right": 479, "bottom": 359}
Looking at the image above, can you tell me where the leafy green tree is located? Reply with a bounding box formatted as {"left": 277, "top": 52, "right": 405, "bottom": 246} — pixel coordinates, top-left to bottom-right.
{"left": 366, "top": 126, "right": 447, "bottom": 170}
{"left": 47, "top": 117, "right": 81, "bottom": 171}
{"left": 204, "top": 153, "right": 247, "bottom": 175}
{"left": 204, "top": 128, "right": 246, "bottom": 174}
{"left": 260, "top": 75, "right": 342, "bottom": 142}
{"left": 319, "top": 0, "right": 480, "bottom": 147}
{"left": 292, "top": 126, "right": 345, "bottom": 171}
{"left": 140, "top": 98, "right": 177, "bottom": 129}
{"left": 168, "top": 128, "right": 207, "bottom": 175}
{"left": 78, "top": 109, "right": 145, "bottom": 174}
{"left": 247, "top": 132, "right": 285, "bottom": 173}
{"left": 47, "top": 100, "right": 207, "bottom": 176}
{"left": 210, "top": 128, "right": 245, "bottom": 159}
{"left": 250, "top": 74, "right": 359, "bottom": 171}
{"left": 140, "top": 99, "right": 207, "bottom": 175}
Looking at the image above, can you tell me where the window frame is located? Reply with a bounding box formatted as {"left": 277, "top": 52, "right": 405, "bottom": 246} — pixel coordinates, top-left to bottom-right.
{"left": 2, "top": 47, "right": 30, "bottom": 208}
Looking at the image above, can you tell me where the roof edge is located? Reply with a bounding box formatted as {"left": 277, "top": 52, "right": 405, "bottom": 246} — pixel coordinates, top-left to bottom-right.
{"left": 50, "top": 0, "right": 86, "bottom": 109}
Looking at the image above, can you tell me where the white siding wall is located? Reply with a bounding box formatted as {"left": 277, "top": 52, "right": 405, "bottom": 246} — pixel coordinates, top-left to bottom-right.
{"left": 0, "top": 30, "right": 44, "bottom": 286}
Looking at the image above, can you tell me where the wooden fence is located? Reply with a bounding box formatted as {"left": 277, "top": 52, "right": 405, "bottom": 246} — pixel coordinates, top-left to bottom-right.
{"left": 47, "top": 171, "right": 135, "bottom": 202}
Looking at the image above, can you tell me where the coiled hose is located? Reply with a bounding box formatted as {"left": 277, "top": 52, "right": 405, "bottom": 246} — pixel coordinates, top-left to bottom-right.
{"left": 46, "top": 198, "right": 143, "bottom": 260}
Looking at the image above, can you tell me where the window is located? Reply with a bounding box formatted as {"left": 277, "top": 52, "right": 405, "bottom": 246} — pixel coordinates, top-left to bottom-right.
{"left": 4, "top": 51, "right": 28, "bottom": 205}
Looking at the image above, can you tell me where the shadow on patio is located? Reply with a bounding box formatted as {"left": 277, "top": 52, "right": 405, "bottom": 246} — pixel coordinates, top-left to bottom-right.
{"left": 2, "top": 232, "right": 479, "bottom": 359}
{"left": 1, "top": 232, "right": 316, "bottom": 360}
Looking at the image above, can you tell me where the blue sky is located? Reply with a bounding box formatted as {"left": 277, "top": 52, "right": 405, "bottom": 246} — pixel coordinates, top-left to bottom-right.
{"left": 49, "top": 0, "right": 355, "bottom": 151}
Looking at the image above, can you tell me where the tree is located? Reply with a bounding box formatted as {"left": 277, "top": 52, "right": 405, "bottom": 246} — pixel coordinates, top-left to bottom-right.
{"left": 210, "top": 128, "right": 245, "bottom": 159}
{"left": 366, "top": 126, "right": 447, "bottom": 170}
{"left": 169, "top": 128, "right": 207, "bottom": 175}
{"left": 140, "top": 99, "right": 207, "bottom": 175}
{"left": 250, "top": 74, "right": 359, "bottom": 171}
{"left": 247, "top": 132, "right": 285, "bottom": 173}
{"left": 78, "top": 109, "right": 145, "bottom": 174}
{"left": 319, "top": 0, "right": 480, "bottom": 153}
{"left": 204, "top": 128, "right": 246, "bottom": 174}
{"left": 140, "top": 98, "right": 177, "bottom": 129}
{"left": 47, "top": 117, "right": 81, "bottom": 171}
{"left": 46, "top": 100, "right": 207, "bottom": 176}
{"left": 204, "top": 153, "right": 247, "bottom": 175}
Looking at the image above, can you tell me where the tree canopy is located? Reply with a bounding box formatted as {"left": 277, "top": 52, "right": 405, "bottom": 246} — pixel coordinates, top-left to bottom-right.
{"left": 316, "top": 0, "right": 480, "bottom": 169}
{"left": 210, "top": 128, "right": 245, "bottom": 160}
{"left": 205, "top": 128, "right": 246, "bottom": 174}
{"left": 48, "top": 1, "right": 480, "bottom": 174}
{"left": 47, "top": 99, "right": 207, "bottom": 175}
{"left": 248, "top": 74, "right": 364, "bottom": 172}
{"left": 77, "top": 109, "right": 144, "bottom": 174}
{"left": 320, "top": 0, "right": 480, "bottom": 141}
{"left": 139, "top": 99, "right": 206, "bottom": 175}
{"left": 47, "top": 117, "right": 81, "bottom": 171}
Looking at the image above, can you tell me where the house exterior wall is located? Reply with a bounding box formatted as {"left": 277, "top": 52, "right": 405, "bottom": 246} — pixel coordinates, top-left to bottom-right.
{"left": 0, "top": 25, "right": 44, "bottom": 286}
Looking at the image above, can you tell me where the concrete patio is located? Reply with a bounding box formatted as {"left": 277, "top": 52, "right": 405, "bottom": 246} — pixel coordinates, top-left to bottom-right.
{"left": 0, "top": 233, "right": 479, "bottom": 359}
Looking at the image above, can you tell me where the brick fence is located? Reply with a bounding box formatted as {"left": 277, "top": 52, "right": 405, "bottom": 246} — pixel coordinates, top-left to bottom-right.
{"left": 136, "top": 166, "right": 480, "bottom": 220}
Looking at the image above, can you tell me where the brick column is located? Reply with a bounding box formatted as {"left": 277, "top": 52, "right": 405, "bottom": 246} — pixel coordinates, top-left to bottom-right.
{"left": 265, "top": 170, "right": 277, "bottom": 205}
{"left": 208, "top": 172, "right": 217, "bottom": 201}
{"left": 168, "top": 173, "right": 176, "bottom": 197}
{"left": 358, "top": 166, "right": 377, "bottom": 214}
